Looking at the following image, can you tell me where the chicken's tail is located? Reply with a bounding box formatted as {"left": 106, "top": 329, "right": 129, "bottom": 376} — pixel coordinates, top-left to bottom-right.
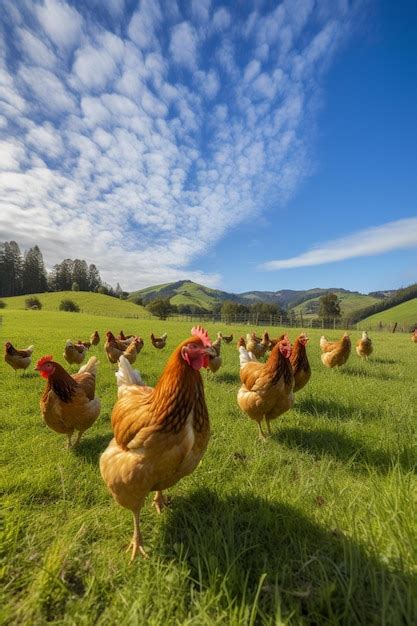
{"left": 78, "top": 356, "right": 99, "bottom": 376}
{"left": 116, "top": 355, "right": 144, "bottom": 389}
{"left": 26, "top": 345, "right": 34, "bottom": 354}
{"left": 238, "top": 346, "right": 258, "bottom": 369}
{"left": 161, "top": 332, "right": 168, "bottom": 340}
{"left": 320, "top": 336, "right": 328, "bottom": 349}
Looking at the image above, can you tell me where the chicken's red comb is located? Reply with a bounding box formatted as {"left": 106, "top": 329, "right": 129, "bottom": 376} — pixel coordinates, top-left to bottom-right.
{"left": 191, "top": 326, "right": 212, "bottom": 347}
{"left": 36, "top": 355, "right": 53, "bottom": 368}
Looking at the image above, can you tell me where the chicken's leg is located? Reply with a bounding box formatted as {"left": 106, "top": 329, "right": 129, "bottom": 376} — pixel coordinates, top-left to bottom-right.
{"left": 67, "top": 433, "right": 73, "bottom": 448}
{"left": 73, "top": 431, "right": 83, "bottom": 447}
{"left": 257, "top": 421, "right": 267, "bottom": 442}
{"left": 266, "top": 419, "right": 272, "bottom": 436}
{"left": 129, "top": 509, "right": 148, "bottom": 561}
{"left": 153, "top": 491, "right": 169, "bottom": 514}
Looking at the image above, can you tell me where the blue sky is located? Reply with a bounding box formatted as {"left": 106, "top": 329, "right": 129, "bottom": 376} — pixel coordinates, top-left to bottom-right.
{"left": 0, "top": 1, "right": 416, "bottom": 294}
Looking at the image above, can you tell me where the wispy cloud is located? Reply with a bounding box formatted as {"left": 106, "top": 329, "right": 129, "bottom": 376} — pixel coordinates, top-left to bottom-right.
{"left": 0, "top": 0, "right": 358, "bottom": 290}
{"left": 260, "top": 218, "right": 417, "bottom": 271}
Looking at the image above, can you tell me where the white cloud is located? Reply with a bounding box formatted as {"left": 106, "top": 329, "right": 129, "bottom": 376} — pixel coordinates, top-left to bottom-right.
{"left": 35, "top": 0, "right": 83, "bottom": 50}
{"left": 260, "top": 218, "right": 417, "bottom": 271}
{"left": 0, "top": 0, "right": 359, "bottom": 290}
{"left": 18, "top": 28, "right": 57, "bottom": 68}
{"left": 170, "top": 22, "right": 198, "bottom": 70}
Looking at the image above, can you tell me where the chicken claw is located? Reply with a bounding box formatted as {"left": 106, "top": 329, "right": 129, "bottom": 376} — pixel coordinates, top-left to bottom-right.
{"left": 128, "top": 511, "right": 148, "bottom": 561}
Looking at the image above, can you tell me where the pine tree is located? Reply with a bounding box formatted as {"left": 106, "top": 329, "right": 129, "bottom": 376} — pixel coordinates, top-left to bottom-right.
{"left": 72, "top": 259, "right": 89, "bottom": 291}
{"left": 23, "top": 246, "right": 48, "bottom": 294}
{"left": 0, "top": 241, "right": 23, "bottom": 296}
{"left": 87, "top": 264, "right": 102, "bottom": 292}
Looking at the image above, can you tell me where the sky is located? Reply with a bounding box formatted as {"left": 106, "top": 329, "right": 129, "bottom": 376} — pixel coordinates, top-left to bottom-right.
{"left": 0, "top": 0, "right": 416, "bottom": 294}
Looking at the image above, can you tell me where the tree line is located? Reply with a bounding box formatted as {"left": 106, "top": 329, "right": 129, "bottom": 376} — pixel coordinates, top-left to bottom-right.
{"left": 0, "top": 241, "right": 122, "bottom": 298}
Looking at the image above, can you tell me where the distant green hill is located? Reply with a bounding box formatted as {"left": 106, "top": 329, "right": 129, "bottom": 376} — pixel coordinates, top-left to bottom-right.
{"left": 292, "top": 291, "right": 381, "bottom": 320}
{"left": 129, "top": 280, "right": 385, "bottom": 318}
{"left": 361, "top": 298, "right": 417, "bottom": 328}
{"left": 129, "top": 280, "right": 241, "bottom": 311}
{"left": 2, "top": 291, "right": 148, "bottom": 318}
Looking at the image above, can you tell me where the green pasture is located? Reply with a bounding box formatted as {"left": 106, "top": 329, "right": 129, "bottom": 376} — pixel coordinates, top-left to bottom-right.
{"left": 1, "top": 307, "right": 416, "bottom": 625}
{"left": 361, "top": 298, "right": 417, "bottom": 329}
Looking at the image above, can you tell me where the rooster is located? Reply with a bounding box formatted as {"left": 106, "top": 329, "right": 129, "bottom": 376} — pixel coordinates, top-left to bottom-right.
{"left": 356, "top": 331, "right": 373, "bottom": 360}
{"left": 208, "top": 333, "right": 222, "bottom": 373}
{"left": 151, "top": 332, "right": 167, "bottom": 350}
{"left": 99, "top": 327, "right": 216, "bottom": 560}
{"left": 219, "top": 332, "right": 233, "bottom": 344}
{"left": 237, "top": 335, "right": 294, "bottom": 440}
{"left": 36, "top": 356, "right": 100, "bottom": 447}
{"left": 90, "top": 330, "right": 100, "bottom": 346}
{"left": 290, "top": 333, "right": 311, "bottom": 392}
{"left": 63, "top": 340, "right": 87, "bottom": 366}
{"left": 4, "top": 342, "right": 34, "bottom": 373}
{"left": 320, "top": 333, "right": 351, "bottom": 368}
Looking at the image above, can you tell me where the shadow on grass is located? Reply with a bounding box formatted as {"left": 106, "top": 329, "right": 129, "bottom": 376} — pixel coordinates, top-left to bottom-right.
{"left": 213, "top": 372, "right": 241, "bottom": 385}
{"left": 371, "top": 357, "right": 397, "bottom": 365}
{"left": 74, "top": 433, "right": 112, "bottom": 464}
{"left": 295, "top": 397, "right": 380, "bottom": 422}
{"left": 162, "top": 490, "right": 416, "bottom": 625}
{"left": 339, "top": 366, "right": 398, "bottom": 381}
{"left": 274, "top": 427, "right": 416, "bottom": 475}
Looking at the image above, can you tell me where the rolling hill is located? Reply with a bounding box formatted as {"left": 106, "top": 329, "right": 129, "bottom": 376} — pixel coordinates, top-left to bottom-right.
{"left": 129, "top": 280, "right": 384, "bottom": 316}
{"left": 1, "top": 291, "right": 148, "bottom": 318}
{"left": 292, "top": 291, "right": 382, "bottom": 320}
{"left": 361, "top": 298, "right": 417, "bottom": 328}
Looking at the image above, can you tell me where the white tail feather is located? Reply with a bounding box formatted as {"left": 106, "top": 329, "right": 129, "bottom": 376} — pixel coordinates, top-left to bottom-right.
{"left": 239, "top": 345, "right": 258, "bottom": 369}
{"left": 78, "top": 356, "right": 98, "bottom": 376}
{"left": 116, "top": 355, "right": 144, "bottom": 389}
{"left": 26, "top": 345, "right": 34, "bottom": 354}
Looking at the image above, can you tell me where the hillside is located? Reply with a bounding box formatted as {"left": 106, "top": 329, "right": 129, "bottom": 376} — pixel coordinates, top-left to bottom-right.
{"left": 129, "top": 280, "right": 241, "bottom": 311}
{"left": 1, "top": 291, "right": 148, "bottom": 318}
{"left": 129, "top": 280, "right": 380, "bottom": 314}
{"left": 292, "top": 291, "right": 381, "bottom": 320}
{"left": 361, "top": 298, "right": 417, "bottom": 328}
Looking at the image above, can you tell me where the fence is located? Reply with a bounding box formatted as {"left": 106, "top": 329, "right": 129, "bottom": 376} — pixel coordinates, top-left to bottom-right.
{"left": 72, "top": 309, "right": 412, "bottom": 333}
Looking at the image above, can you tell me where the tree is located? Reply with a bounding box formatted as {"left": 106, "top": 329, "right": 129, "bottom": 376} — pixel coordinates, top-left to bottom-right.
{"left": 87, "top": 264, "right": 102, "bottom": 292}
{"left": 318, "top": 293, "right": 341, "bottom": 319}
{"left": 146, "top": 298, "right": 177, "bottom": 319}
{"left": 115, "top": 282, "right": 124, "bottom": 298}
{"left": 22, "top": 246, "right": 48, "bottom": 294}
{"left": 0, "top": 241, "right": 23, "bottom": 296}
{"left": 49, "top": 259, "right": 73, "bottom": 291}
{"left": 72, "top": 259, "right": 89, "bottom": 291}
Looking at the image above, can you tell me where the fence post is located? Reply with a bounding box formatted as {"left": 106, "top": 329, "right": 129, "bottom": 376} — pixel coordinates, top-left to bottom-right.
{"left": 392, "top": 322, "right": 398, "bottom": 333}
{"left": 300, "top": 312, "right": 304, "bottom": 327}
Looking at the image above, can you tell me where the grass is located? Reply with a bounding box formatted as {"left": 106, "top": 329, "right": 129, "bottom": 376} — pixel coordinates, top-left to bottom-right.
{"left": 1, "top": 308, "right": 416, "bottom": 625}
{"left": 293, "top": 292, "right": 381, "bottom": 320}
{"left": 361, "top": 298, "right": 417, "bottom": 329}
{"left": 0, "top": 291, "right": 149, "bottom": 318}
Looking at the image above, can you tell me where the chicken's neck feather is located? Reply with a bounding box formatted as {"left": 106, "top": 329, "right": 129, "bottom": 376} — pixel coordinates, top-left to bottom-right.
{"left": 44, "top": 363, "right": 79, "bottom": 403}
{"left": 264, "top": 344, "right": 293, "bottom": 386}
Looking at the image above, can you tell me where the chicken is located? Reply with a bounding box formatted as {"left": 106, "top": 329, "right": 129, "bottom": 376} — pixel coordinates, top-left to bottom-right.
{"left": 219, "top": 332, "right": 233, "bottom": 344}
{"left": 246, "top": 331, "right": 270, "bottom": 359}
{"left": 90, "top": 330, "right": 100, "bottom": 346}
{"left": 208, "top": 333, "right": 222, "bottom": 373}
{"left": 122, "top": 337, "right": 144, "bottom": 365}
{"left": 411, "top": 330, "right": 417, "bottom": 344}
{"left": 4, "top": 342, "right": 34, "bottom": 373}
{"left": 104, "top": 331, "right": 132, "bottom": 364}
{"left": 118, "top": 330, "right": 134, "bottom": 341}
{"left": 63, "top": 340, "right": 87, "bottom": 366}
{"left": 237, "top": 335, "right": 294, "bottom": 440}
{"left": 151, "top": 332, "right": 167, "bottom": 350}
{"left": 290, "top": 333, "right": 311, "bottom": 392}
{"left": 77, "top": 340, "right": 91, "bottom": 350}
{"left": 36, "top": 356, "right": 100, "bottom": 447}
{"left": 99, "top": 326, "right": 216, "bottom": 560}
{"left": 320, "top": 332, "right": 351, "bottom": 368}
{"left": 356, "top": 331, "right": 373, "bottom": 359}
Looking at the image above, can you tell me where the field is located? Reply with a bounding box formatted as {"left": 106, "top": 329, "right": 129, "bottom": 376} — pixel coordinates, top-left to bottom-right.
{"left": 1, "top": 307, "right": 416, "bottom": 625}
{"left": 292, "top": 292, "right": 381, "bottom": 320}
{"left": 1, "top": 291, "right": 148, "bottom": 318}
{"left": 361, "top": 298, "right": 417, "bottom": 329}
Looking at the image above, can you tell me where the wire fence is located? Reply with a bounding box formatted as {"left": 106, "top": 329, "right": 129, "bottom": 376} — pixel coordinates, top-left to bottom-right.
{"left": 71, "top": 309, "right": 412, "bottom": 333}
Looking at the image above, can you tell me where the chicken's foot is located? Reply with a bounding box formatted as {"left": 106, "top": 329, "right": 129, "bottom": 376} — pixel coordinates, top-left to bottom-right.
{"left": 129, "top": 510, "right": 148, "bottom": 561}
{"left": 153, "top": 491, "right": 170, "bottom": 514}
